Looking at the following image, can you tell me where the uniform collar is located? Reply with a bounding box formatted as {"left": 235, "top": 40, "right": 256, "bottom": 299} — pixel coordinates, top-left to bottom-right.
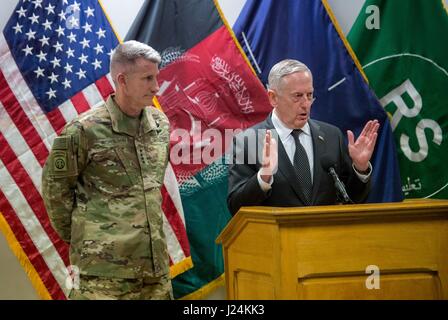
{"left": 141, "top": 107, "right": 160, "bottom": 134}
{"left": 106, "top": 95, "right": 159, "bottom": 137}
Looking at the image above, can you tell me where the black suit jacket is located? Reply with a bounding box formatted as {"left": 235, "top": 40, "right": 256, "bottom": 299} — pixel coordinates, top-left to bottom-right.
{"left": 227, "top": 114, "right": 370, "bottom": 215}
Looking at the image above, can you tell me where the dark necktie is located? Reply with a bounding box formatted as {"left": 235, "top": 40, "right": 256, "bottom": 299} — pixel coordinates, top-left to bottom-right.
{"left": 291, "top": 129, "right": 312, "bottom": 205}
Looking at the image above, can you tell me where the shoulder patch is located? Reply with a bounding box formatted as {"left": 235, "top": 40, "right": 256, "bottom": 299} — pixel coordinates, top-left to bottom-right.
{"left": 48, "top": 135, "right": 78, "bottom": 177}
{"left": 53, "top": 151, "right": 68, "bottom": 172}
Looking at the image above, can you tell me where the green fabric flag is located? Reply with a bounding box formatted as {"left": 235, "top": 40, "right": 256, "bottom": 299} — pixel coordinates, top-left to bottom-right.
{"left": 348, "top": 0, "right": 448, "bottom": 199}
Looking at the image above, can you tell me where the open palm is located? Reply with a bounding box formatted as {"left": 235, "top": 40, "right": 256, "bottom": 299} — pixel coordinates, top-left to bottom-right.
{"left": 347, "top": 120, "right": 379, "bottom": 172}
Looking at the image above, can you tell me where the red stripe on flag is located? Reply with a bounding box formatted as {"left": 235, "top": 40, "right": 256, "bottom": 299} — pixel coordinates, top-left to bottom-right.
{"left": 95, "top": 76, "right": 114, "bottom": 100}
{"left": 46, "top": 107, "right": 67, "bottom": 135}
{"left": 0, "top": 190, "right": 66, "bottom": 300}
{"left": 71, "top": 91, "right": 90, "bottom": 114}
{"left": 161, "top": 186, "right": 190, "bottom": 256}
{"left": 0, "top": 132, "right": 69, "bottom": 264}
{"left": 0, "top": 71, "right": 49, "bottom": 167}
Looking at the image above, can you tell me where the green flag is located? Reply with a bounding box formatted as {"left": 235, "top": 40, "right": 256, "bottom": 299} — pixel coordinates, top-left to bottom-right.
{"left": 348, "top": 0, "right": 448, "bottom": 199}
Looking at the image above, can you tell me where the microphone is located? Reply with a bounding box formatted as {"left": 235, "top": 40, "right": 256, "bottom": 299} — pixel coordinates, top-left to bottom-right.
{"left": 321, "top": 155, "right": 353, "bottom": 204}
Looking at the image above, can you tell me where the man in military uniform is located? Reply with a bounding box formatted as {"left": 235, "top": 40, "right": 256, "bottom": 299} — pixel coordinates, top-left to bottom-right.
{"left": 42, "top": 41, "right": 173, "bottom": 300}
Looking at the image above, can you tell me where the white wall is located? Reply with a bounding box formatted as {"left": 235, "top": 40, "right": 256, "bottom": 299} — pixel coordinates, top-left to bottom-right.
{"left": 0, "top": 0, "right": 370, "bottom": 300}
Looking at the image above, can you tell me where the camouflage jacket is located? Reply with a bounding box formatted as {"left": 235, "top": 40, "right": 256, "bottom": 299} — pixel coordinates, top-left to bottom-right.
{"left": 42, "top": 95, "right": 170, "bottom": 279}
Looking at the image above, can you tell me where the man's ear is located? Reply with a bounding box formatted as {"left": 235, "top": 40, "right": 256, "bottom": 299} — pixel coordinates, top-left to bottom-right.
{"left": 267, "top": 89, "right": 278, "bottom": 107}
{"left": 117, "top": 73, "right": 126, "bottom": 88}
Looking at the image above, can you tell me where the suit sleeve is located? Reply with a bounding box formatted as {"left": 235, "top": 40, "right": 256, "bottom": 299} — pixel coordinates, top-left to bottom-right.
{"left": 227, "top": 135, "right": 271, "bottom": 216}
{"left": 41, "top": 122, "right": 87, "bottom": 242}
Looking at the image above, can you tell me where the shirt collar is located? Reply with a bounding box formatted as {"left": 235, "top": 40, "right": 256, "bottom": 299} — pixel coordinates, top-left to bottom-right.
{"left": 272, "top": 109, "right": 311, "bottom": 140}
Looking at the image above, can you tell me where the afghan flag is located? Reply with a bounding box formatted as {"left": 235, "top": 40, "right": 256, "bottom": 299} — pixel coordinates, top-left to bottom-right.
{"left": 126, "top": 0, "right": 272, "bottom": 299}
{"left": 348, "top": 0, "right": 448, "bottom": 199}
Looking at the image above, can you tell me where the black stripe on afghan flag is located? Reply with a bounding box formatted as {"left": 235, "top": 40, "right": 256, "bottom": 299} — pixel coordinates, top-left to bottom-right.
{"left": 126, "top": 0, "right": 223, "bottom": 67}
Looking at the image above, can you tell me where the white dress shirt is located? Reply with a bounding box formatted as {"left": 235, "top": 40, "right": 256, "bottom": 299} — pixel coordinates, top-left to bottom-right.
{"left": 271, "top": 110, "right": 314, "bottom": 181}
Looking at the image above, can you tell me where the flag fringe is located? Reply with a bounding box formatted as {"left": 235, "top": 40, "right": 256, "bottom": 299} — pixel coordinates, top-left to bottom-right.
{"left": 170, "top": 256, "right": 193, "bottom": 279}
{"left": 179, "top": 273, "right": 225, "bottom": 300}
{"left": 153, "top": 96, "right": 162, "bottom": 111}
{"left": 0, "top": 212, "right": 52, "bottom": 300}
{"left": 213, "top": 0, "right": 259, "bottom": 77}
{"left": 321, "top": 0, "right": 369, "bottom": 83}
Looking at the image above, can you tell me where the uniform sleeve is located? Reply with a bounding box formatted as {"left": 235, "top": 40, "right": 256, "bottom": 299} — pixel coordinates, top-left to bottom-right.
{"left": 41, "top": 122, "right": 87, "bottom": 243}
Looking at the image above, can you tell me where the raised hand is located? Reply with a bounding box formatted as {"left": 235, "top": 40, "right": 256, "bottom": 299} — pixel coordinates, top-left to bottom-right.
{"left": 260, "top": 130, "right": 278, "bottom": 183}
{"left": 347, "top": 120, "right": 380, "bottom": 172}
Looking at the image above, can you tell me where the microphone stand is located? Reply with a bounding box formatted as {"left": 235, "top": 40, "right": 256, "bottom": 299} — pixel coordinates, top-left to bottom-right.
{"left": 328, "top": 167, "right": 354, "bottom": 204}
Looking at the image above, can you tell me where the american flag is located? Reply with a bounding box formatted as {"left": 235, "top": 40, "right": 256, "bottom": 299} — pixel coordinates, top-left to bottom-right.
{"left": 0, "top": 0, "right": 190, "bottom": 299}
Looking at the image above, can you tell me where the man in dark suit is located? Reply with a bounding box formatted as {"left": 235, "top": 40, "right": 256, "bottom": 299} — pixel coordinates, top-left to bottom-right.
{"left": 227, "top": 59, "right": 379, "bottom": 215}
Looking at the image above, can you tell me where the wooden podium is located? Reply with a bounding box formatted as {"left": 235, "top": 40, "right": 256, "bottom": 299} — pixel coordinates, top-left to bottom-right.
{"left": 216, "top": 199, "right": 448, "bottom": 299}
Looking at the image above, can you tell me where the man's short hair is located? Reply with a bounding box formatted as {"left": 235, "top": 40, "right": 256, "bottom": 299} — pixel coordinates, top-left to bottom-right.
{"left": 268, "top": 59, "right": 312, "bottom": 90}
{"left": 110, "top": 40, "right": 161, "bottom": 81}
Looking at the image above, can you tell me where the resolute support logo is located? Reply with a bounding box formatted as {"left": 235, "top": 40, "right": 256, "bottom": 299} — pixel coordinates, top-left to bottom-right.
{"left": 364, "top": 54, "right": 448, "bottom": 199}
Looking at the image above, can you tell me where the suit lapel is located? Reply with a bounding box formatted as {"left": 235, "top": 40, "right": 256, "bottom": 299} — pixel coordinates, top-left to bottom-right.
{"left": 309, "top": 120, "right": 327, "bottom": 203}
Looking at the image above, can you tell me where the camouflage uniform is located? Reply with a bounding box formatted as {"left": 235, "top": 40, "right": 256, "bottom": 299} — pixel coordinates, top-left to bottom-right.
{"left": 42, "top": 95, "right": 172, "bottom": 300}
{"left": 69, "top": 274, "right": 173, "bottom": 300}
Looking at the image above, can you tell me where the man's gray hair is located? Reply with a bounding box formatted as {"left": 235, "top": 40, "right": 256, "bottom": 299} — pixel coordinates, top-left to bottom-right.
{"left": 110, "top": 40, "right": 161, "bottom": 81}
{"left": 267, "top": 59, "right": 312, "bottom": 90}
